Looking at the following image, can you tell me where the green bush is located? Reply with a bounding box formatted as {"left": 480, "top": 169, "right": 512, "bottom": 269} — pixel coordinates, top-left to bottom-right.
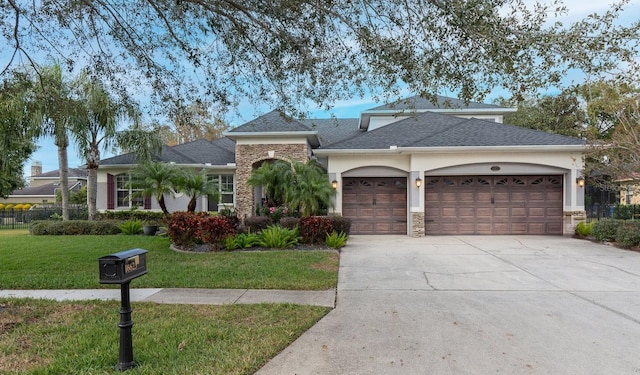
{"left": 244, "top": 216, "right": 273, "bottom": 233}
{"left": 97, "top": 210, "right": 165, "bottom": 224}
{"left": 591, "top": 219, "right": 623, "bottom": 242}
{"left": 325, "top": 231, "right": 348, "bottom": 249}
{"left": 29, "top": 220, "right": 120, "bottom": 235}
{"left": 329, "top": 216, "right": 352, "bottom": 236}
{"left": 279, "top": 217, "right": 300, "bottom": 230}
{"left": 258, "top": 225, "right": 300, "bottom": 249}
{"left": 574, "top": 221, "right": 594, "bottom": 237}
{"left": 615, "top": 221, "right": 640, "bottom": 248}
{"left": 118, "top": 220, "right": 144, "bottom": 235}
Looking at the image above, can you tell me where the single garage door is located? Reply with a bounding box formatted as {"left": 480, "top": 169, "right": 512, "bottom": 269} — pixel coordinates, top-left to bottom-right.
{"left": 343, "top": 177, "right": 407, "bottom": 234}
{"left": 425, "top": 175, "right": 563, "bottom": 235}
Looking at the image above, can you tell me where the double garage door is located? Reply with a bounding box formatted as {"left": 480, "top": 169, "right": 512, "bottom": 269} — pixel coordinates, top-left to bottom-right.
{"left": 343, "top": 175, "right": 563, "bottom": 235}
{"left": 425, "top": 175, "right": 564, "bottom": 235}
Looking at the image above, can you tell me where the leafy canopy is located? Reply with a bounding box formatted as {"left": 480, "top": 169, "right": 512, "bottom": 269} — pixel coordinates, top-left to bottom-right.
{"left": 2, "top": 1, "right": 639, "bottom": 115}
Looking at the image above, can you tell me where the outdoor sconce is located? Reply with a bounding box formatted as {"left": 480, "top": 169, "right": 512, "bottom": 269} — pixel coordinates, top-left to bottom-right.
{"left": 576, "top": 176, "right": 585, "bottom": 187}
{"left": 331, "top": 180, "right": 338, "bottom": 189}
{"left": 415, "top": 178, "right": 422, "bottom": 188}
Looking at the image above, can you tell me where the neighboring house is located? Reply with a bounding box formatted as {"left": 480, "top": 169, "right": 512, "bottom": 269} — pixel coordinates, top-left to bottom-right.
{"left": 618, "top": 174, "right": 640, "bottom": 205}
{"left": 1, "top": 163, "right": 88, "bottom": 205}
{"left": 97, "top": 95, "right": 586, "bottom": 236}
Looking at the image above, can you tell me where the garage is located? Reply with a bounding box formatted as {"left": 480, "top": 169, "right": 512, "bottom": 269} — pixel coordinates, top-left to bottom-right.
{"left": 425, "top": 175, "right": 563, "bottom": 235}
{"left": 342, "top": 177, "right": 407, "bottom": 234}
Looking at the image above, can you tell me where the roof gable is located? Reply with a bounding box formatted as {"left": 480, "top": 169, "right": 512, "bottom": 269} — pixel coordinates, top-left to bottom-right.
{"left": 228, "top": 110, "right": 311, "bottom": 133}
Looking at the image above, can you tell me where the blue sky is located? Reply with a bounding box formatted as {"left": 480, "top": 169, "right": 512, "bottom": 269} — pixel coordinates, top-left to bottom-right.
{"left": 24, "top": 0, "right": 640, "bottom": 178}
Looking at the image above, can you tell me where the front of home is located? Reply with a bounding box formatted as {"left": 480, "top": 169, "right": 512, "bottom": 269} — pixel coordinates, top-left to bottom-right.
{"left": 97, "top": 95, "right": 586, "bottom": 236}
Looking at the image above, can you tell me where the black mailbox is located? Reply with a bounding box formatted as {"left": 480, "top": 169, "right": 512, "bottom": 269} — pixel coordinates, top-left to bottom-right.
{"left": 99, "top": 248, "right": 148, "bottom": 284}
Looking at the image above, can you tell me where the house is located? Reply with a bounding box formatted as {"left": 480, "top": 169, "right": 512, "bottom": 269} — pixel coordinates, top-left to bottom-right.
{"left": 97, "top": 95, "right": 586, "bottom": 236}
{"left": 1, "top": 162, "right": 88, "bottom": 205}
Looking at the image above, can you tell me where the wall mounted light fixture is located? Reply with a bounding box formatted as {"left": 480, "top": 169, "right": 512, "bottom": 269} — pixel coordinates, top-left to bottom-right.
{"left": 415, "top": 178, "right": 422, "bottom": 188}
{"left": 576, "top": 176, "right": 585, "bottom": 187}
{"left": 331, "top": 180, "right": 338, "bottom": 189}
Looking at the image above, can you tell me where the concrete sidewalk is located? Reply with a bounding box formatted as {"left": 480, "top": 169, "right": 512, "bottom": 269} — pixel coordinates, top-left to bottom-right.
{"left": 0, "top": 288, "right": 336, "bottom": 308}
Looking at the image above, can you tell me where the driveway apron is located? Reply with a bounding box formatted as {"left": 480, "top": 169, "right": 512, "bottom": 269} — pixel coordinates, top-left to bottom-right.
{"left": 256, "top": 235, "right": 640, "bottom": 374}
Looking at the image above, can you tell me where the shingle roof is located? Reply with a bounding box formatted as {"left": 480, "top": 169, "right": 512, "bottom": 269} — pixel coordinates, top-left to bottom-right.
{"left": 11, "top": 181, "right": 84, "bottom": 196}
{"left": 34, "top": 168, "right": 88, "bottom": 179}
{"left": 228, "top": 110, "right": 311, "bottom": 133}
{"left": 100, "top": 138, "right": 236, "bottom": 166}
{"left": 367, "top": 95, "right": 506, "bottom": 111}
{"left": 321, "top": 111, "right": 584, "bottom": 149}
{"left": 300, "top": 118, "right": 360, "bottom": 147}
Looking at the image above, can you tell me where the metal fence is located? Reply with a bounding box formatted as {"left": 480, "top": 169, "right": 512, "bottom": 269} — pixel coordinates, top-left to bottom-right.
{"left": 586, "top": 204, "right": 640, "bottom": 221}
{"left": 0, "top": 206, "right": 88, "bottom": 230}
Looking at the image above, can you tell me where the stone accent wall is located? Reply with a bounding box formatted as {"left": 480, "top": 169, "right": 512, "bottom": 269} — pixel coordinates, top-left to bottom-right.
{"left": 411, "top": 211, "right": 425, "bottom": 237}
{"left": 235, "top": 143, "right": 309, "bottom": 221}
{"left": 563, "top": 210, "right": 587, "bottom": 237}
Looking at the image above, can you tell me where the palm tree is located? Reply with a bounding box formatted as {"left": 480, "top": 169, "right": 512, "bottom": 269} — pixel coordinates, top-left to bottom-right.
{"left": 129, "top": 161, "right": 179, "bottom": 214}
{"left": 285, "top": 160, "right": 335, "bottom": 216}
{"left": 70, "top": 72, "right": 134, "bottom": 220}
{"left": 247, "top": 160, "right": 292, "bottom": 207}
{"left": 174, "top": 169, "right": 220, "bottom": 212}
{"left": 32, "top": 64, "right": 78, "bottom": 220}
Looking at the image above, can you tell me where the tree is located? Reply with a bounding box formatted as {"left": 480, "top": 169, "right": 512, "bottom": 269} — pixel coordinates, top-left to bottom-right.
{"left": 582, "top": 82, "right": 640, "bottom": 187}
{"left": 174, "top": 169, "right": 219, "bottom": 213}
{"left": 2, "top": 1, "right": 638, "bottom": 114}
{"left": 0, "top": 71, "right": 38, "bottom": 197}
{"left": 31, "top": 64, "right": 78, "bottom": 220}
{"left": 70, "top": 72, "right": 136, "bottom": 220}
{"left": 158, "top": 101, "right": 229, "bottom": 146}
{"left": 247, "top": 159, "right": 335, "bottom": 216}
{"left": 499, "top": 91, "right": 588, "bottom": 138}
{"left": 247, "top": 161, "right": 293, "bottom": 208}
{"left": 285, "top": 160, "right": 335, "bottom": 217}
{"left": 129, "top": 161, "right": 179, "bottom": 214}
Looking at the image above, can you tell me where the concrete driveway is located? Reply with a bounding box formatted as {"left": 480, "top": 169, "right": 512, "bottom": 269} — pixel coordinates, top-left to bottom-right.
{"left": 257, "top": 235, "right": 640, "bottom": 374}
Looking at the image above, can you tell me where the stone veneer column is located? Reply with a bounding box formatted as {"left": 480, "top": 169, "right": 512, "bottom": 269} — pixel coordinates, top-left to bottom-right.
{"left": 235, "top": 143, "right": 309, "bottom": 221}
{"left": 411, "top": 211, "right": 425, "bottom": 237}
{"left": 563, "top": 210, "right": 587, "bottom": 236}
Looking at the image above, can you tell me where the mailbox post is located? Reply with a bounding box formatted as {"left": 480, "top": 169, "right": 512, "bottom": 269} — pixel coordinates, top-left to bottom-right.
{"left": 98, "top": 249, "right": 148, "bottom": 371}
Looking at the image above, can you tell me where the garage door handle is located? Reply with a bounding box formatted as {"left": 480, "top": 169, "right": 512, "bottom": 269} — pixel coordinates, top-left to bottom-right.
{"left": 491, "top": 197, "right": 494, "bottom": 204}
{"left": 372, "top": 198, "right": 376, "bottom": 205}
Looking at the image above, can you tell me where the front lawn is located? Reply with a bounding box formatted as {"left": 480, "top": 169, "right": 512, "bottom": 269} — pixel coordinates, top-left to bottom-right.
{"left": 0, "top": 298, "right": 328, "bottom": 374}
{"left": 0, "top": 231, "right": 339, "bottom": 290}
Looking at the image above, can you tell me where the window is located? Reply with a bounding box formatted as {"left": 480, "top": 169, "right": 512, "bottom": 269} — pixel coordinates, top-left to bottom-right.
{"left": 116, "top": 174, "right": 143, "bottom": 208}
{"left": 208, "top": 174, "right": 235, "bottom": 210}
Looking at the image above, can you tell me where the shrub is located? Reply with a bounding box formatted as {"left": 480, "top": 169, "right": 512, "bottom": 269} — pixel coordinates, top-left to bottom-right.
{"left": 200, "top": 216, "right": 236, "bottom": 251}
{"left": 325, "top": 231, "right": 348, "bottom": 249}
{"left": 615, "top": 221, "right": 640, "bottom": 248}
{"left": 223, "top": 232, "right": 260, "bottom": 251}
{"left": 244, "top": 216, "right": 273, "bottom": 233}
{"left": 574, "top": 221, "right": 594, "bottom": 237}
{"left": 118, "top": 220, "right": 144, "bottom": 235}
{"left": 329, "top": 216, "right": 352, "bottom": 236}
{"left": 591, "top": 219, "right": 622, "bottom": 242}
{"left": 299, "top": 216, "right": 333, "bottom": 244}
{"left": 97, "top": 210, "right": 165, "bottom": 224}
{"left": 29, "top": 220, "right": 120, "bottom": 235}
{"left": 279, "top": 217, "right": 300, "bottom": 230}
{"left": 165, "top": 212, "right": 205, "bottom": 248}
{"left": 258, "top": 225, "right": 300, "bottom": 249}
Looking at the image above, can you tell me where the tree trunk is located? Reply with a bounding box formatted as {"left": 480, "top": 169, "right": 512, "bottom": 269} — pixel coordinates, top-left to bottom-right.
{"left": 158, "top": 194, "right": 169, "bottom": 214}
{"left": 57, "top": 143, "right": 70, "bottom": 221}
{"left": 87, "top": 167, "right": 98, "bottom": 220}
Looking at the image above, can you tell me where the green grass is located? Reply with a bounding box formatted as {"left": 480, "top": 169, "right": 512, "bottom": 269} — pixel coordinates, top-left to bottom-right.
{"left": 0, "top": 298, "right": 329, "bottom": 374}
{"left": 0, "top": 231, "right": 339, "bottom": 290}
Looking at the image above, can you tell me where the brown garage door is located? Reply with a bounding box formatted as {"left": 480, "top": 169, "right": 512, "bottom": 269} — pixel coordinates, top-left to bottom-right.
{"left": 343, "top": 177, "right": 407, "bottom": 234}
{"left": 425, "top": 175, "right": 563, "bottom": 235}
